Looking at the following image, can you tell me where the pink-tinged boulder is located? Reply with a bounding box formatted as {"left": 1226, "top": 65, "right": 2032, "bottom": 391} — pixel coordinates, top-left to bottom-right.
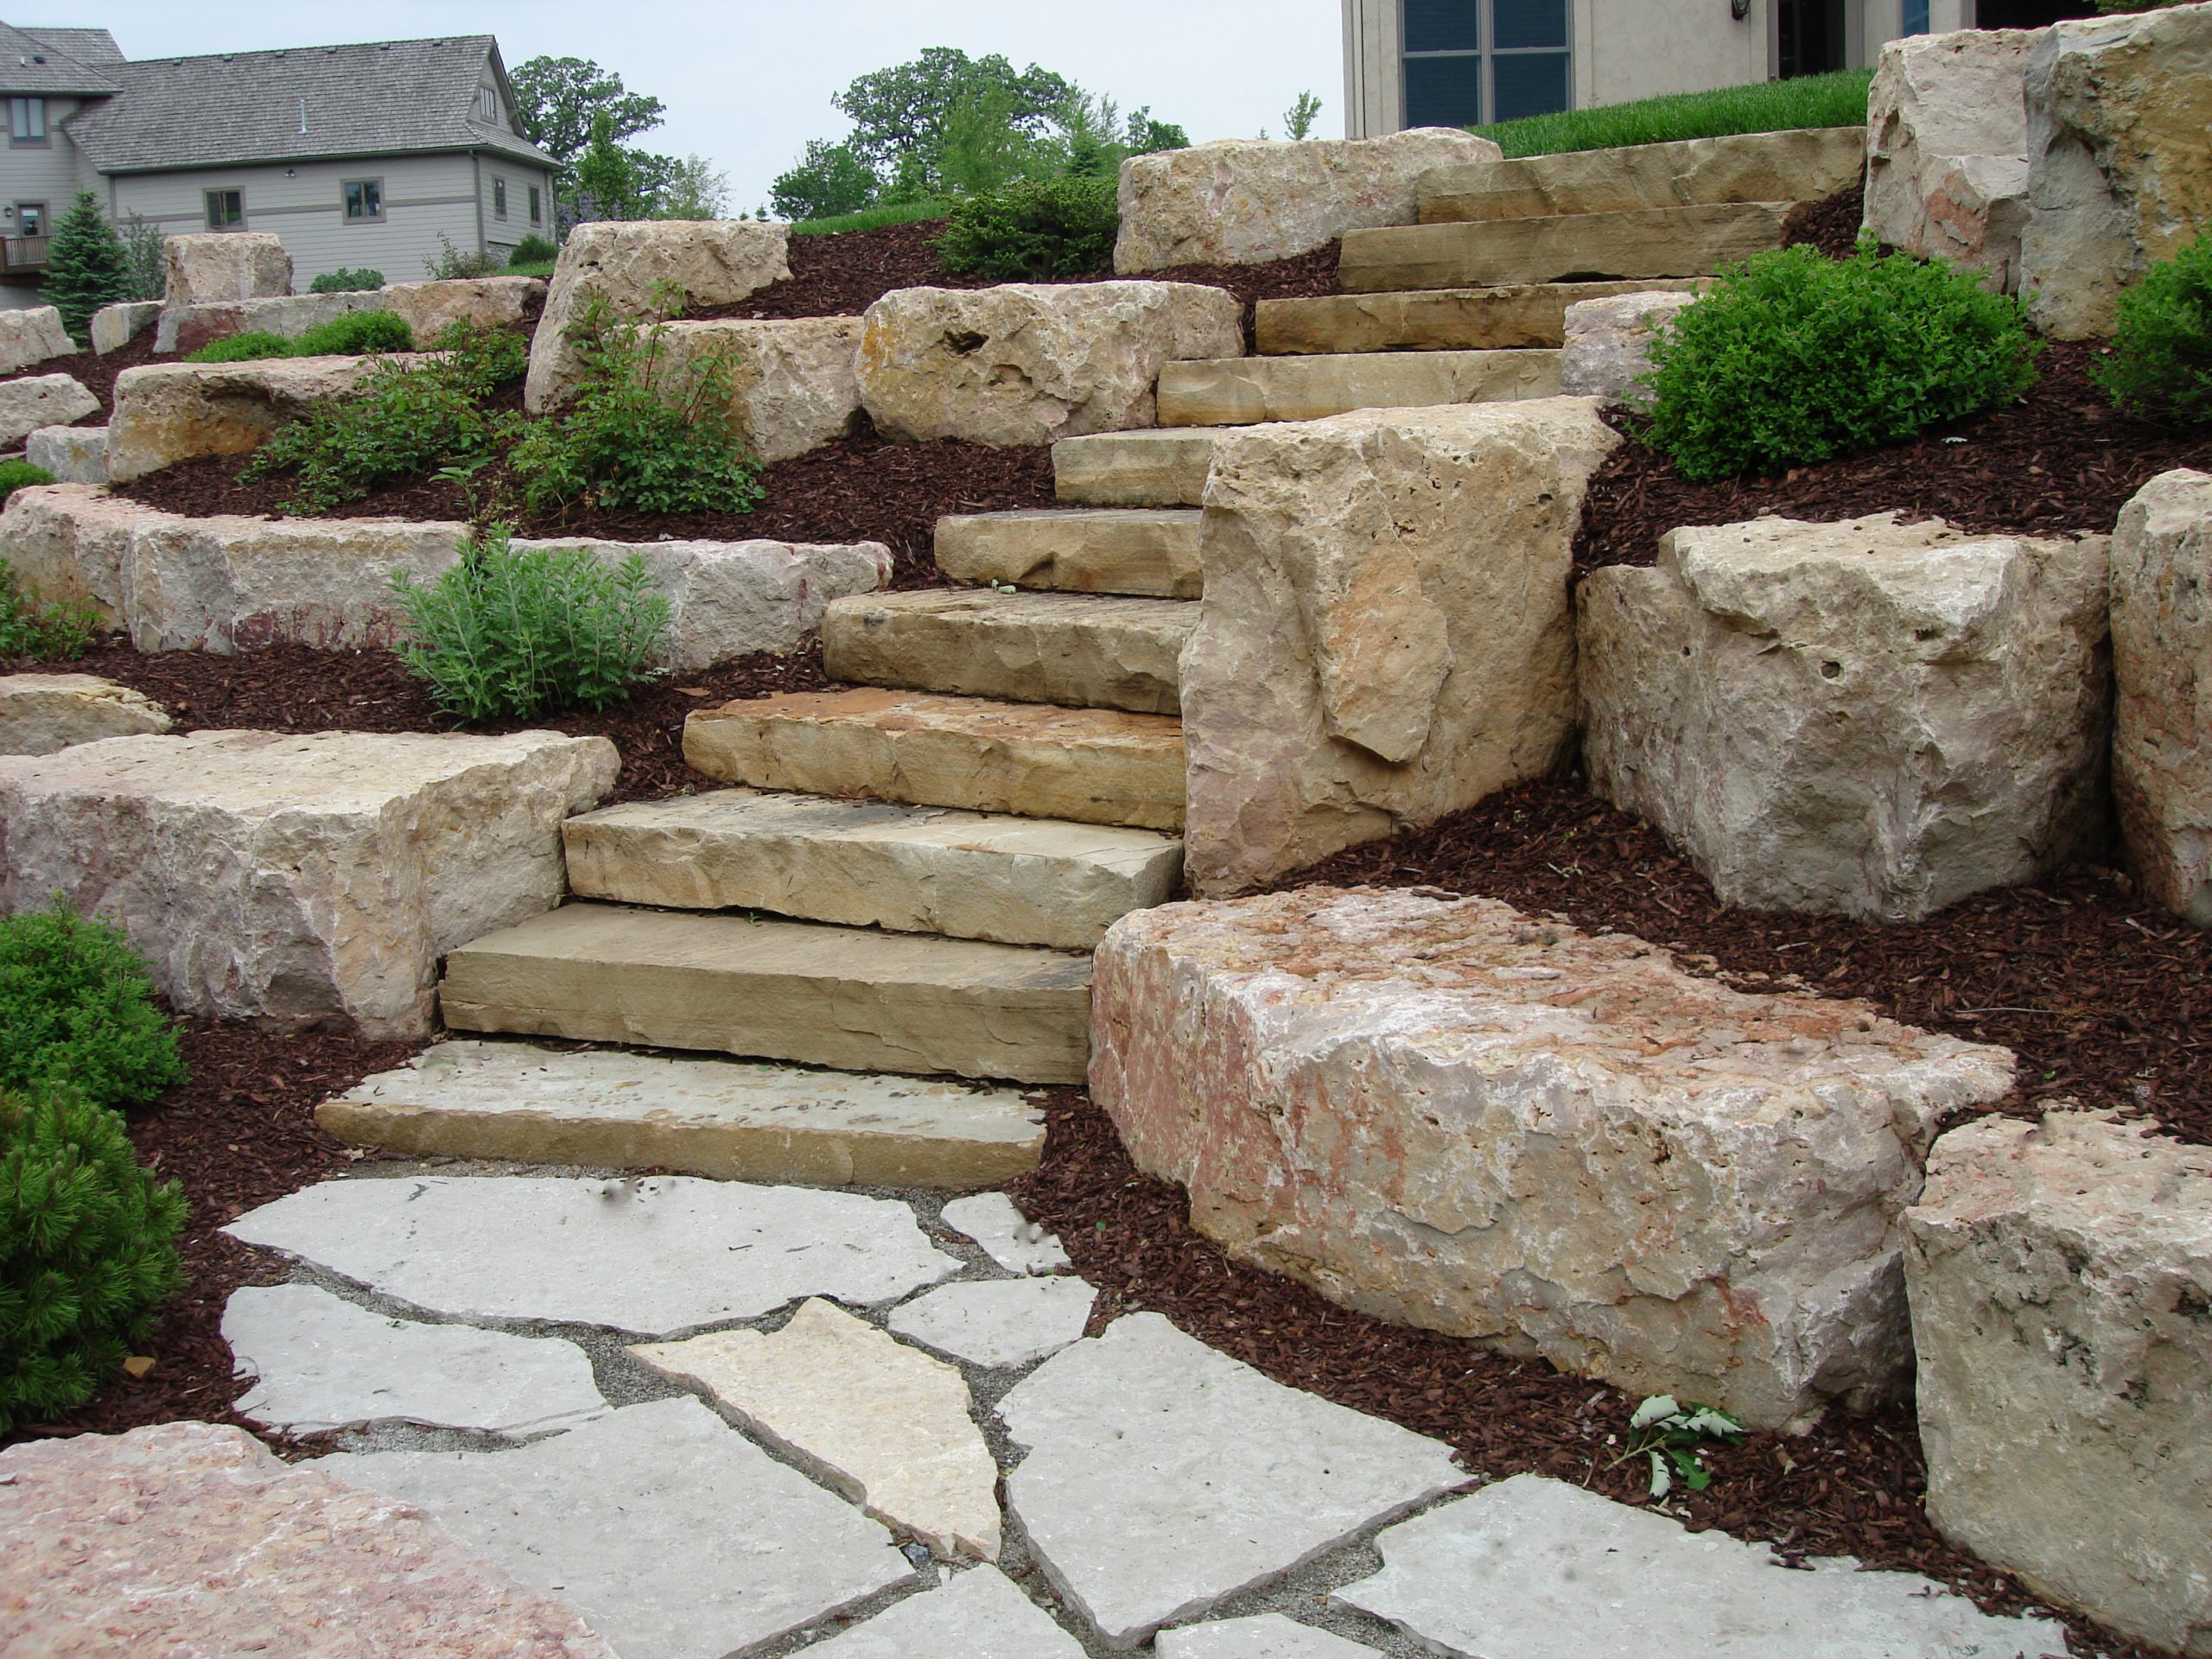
{"left": 1091, "top": 886, "right": 2017, "bottom": 1429}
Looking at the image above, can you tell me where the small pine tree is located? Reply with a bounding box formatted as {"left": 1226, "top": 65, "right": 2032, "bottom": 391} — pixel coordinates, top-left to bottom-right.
{"left": 575, "top": 112, "right": 645, "bottom": 220}
{"left": 41, "top": 192, "right": 130, "bottom": 346}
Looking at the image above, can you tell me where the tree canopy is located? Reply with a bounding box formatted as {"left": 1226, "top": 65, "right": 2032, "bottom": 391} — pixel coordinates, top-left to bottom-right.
{"left": 511, "top": 55, "right": 677, "bottom": 224}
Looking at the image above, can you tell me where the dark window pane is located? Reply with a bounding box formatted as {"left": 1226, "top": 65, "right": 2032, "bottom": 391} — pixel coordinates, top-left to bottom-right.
{"left": 1493, "top": 0, "right": 1568, "bottom": 50}
{"left": 1902, "top": 0, "right": 1930, "bottom": 31}
{"left": 1404, "top": 0, "right": 1480, "bottom": 54}
{"left": 1491, "top": 51, "right": 1570, "bottom": 122}
{"left": 1405, "top": 54, "right": 1484, "bottom": 127}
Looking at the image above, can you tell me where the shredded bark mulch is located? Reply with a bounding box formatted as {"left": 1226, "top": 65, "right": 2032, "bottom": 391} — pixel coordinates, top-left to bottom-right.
{"left": 1784, "top": 183, "right": 1868, "bottom": 261}
{"left": 5, "top": 329, "right": 167, "bottom": 427}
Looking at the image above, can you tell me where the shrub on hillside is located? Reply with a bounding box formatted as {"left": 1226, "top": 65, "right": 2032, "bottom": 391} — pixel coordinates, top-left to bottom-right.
{"left": 184, "top": 330, "right": 293, "bottom": 364}
{"left": 508, "top": 234, "right": 557, "bottom": 270}
{"left": 2094, "top": 232, "right": 2212, "bottom": 427}
{"left": 289, "top": 311, "right": 414, "bottom": 357}
{"left": 0, "top": 901, "right": 186, "bottom": 1112}
{"left": 308, "top": 267, "right": 385, "bottom": 294}
{"left": 426, "top": 235, "right": 505, "bottom": 281}
{"left": 937, "top": 175, "right": 1118, "bottom": 280}
{"left": 1641, "top": 239, "right": 2040, "bottom": 482}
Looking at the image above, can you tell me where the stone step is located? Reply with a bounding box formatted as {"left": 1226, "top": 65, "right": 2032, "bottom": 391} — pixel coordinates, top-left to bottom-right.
{"left": 823, "top": 589, "right": 1194, "bottom": 716}
{"left": 1338, "top": 203, "right": 1795, "bottom": 293}
{"left": 684, "top": 690, "right": 1185, "bottom": 832}
{"left": 441, "top": 903, "right": 1092, "bottom": 1084}
{"left": 1417, "top": 127, "right": 1867, "bottom": 225}
{"left": 1255, "top": 279, "right": 1704, "bottom": 356}
{"left": 1052, "top": 430, "right": 1222, "bottom": 508}
{"left": 563, "top": 788, "right": 1183, "bottom": 950}
{"left": 937, "top": 509, "right": 1203, "bottom": 598}
{"left": 1156, "top": 349, "right": 1560, "bottom": 428}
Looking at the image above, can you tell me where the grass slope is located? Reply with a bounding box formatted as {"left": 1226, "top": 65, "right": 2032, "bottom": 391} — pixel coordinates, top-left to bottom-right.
{"left": 1474, "top": 68, "right": 1873, "bottom": 159}
{"left": 791, "top": 199, "right": 954, "bottom": 237}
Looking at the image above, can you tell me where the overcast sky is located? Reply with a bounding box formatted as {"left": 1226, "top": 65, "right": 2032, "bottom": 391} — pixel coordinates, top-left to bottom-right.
{"left": 81, "top": 2, "right": 1348, "bottom": 209}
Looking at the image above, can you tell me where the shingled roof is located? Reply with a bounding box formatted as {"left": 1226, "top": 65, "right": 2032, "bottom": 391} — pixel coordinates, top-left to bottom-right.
{"left": 59, "top": 35, "right": 554, "bottom": 174}
{"left": 0, "top": 21, "right": 121, "bottom": 94}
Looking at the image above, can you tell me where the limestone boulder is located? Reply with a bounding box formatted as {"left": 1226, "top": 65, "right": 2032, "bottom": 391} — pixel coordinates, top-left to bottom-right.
{"left": 1865, "top": 29, "right": 2037, "bottom": 292}
{"left": 157, "top": 289, "right": 382, "bottom": 354}
{"left": 0, "top": 302, "right": 75, "bottom": 369}
{"left": 0, "top": 673, "right": 171, "bottom": 755}
{"left": 0, "top": 373, "right": 97, "bottom": 448}
{"left": 1421, "top": 127, "right": 1868, "bottom": 223}
{"left": 23, "top": 422, "right": 106, "bottom": 484}
{"left": 655, "top": 317, "right": 863, "bottom": 462}
{"left": 1181, "top": 397, "right": 1617, "bottom": 895}
{"left": 163, "top": 232, "right": 291, "bottom": 305}
{"left": 1116, "top": 129, "right": 1501, "bottom": 271}
{"left": 2021, "top": 3, "right": 2212, "bottom": 338}
{"left": 91, "top": 298, "right": 160, "bottom": 353}
{"left": 105, "top": 355, "right": 410, "bottom": 482}
{"left": 1092, "top": 887, "right": 2018, "bottom": 1429}
{"left": 858, "top": 282, "right": 1243, "bottom": 447}
{"left": 381, "top": 276, "right": 545, "bottom": 342}
{"left": 524, "top": 219, "right": 791, "bottom": 412}
{"left": 1579, "top": 513, "right": 2112, "bottom": 922}
{"left": 1904, "top": 1112, "right": 2212, "bottom": 1656}
{"left": 0, "top": 729, "right": 619, "bottom": 1039}
{"left": 1558, "top": 290, "right": 1695, "bottom": 409}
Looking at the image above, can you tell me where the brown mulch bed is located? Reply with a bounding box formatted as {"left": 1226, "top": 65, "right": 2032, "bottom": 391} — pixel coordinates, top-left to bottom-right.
{"left": 1784, "top": 183, "right": 1867, "bottom": 261}
{"left": 6, "top": 329, "right": 167, "bottom": 426}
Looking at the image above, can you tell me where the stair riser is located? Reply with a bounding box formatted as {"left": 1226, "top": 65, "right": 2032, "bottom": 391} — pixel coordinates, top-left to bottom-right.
{"left": 823, "top": 603, "right": 1191, "bottom": 716}
{"left": 1157, "top": 350, "right": 1560, "bottom": 428}
{"left": 1256, "top": 280, "right": 1703, "bottom": 356}
{"left": 1338, "top": 203, "right": 1794, "bottom": 293}
{"left": 937, "top": 512, "right": 1204, "bottom": 599}
{"left": 1417, "top": 128, "right": 1866, "bottom": 224}
{"left": 1052, "top": 433, "right": 1218, "bottom": 508}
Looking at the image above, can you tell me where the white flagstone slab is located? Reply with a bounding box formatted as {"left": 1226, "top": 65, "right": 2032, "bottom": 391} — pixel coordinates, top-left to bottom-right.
{"left": 887, "top": 1276, "right": 1097, "bottom": 1369}
{"left": 224, "top": 1176, "right": 959, "bottom": 1337}
{"left": 941, "top": 1191, "right": 1071, "bottom": 1274}
{"left": 1160, "top": 1614, "right": 1384, "bottom": 1657}
{"left": 996, "top": 1313, "right": 1464, "bottom": 1649}
{"left": 223, "top": 1283, "right": 607, "bottom": 1438}
{"left": 315, "top": 1397, "right": 913, "bottom": 1659}
{"left": 798, "top": 1567, "right": 1087, "bottom": 1657}
{"left": 1333, "top": 1476, "right": 2073, "bottom": 1659}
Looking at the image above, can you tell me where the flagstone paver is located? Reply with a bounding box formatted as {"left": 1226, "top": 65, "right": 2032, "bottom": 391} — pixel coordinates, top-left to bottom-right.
{"left": 224, "top": 1283, "right": 607, "bottom": 1438}
{"left": 316, "top": 1397, "right": 913, "bottom": 1659}
{"left": 940, "top": 1190, "right": 1072, "bottom": 1274}
{"left": 996, "top": 1312, "right": 1465, "bottom": 1648}
{"left": 1159, "top": 1614, "right": 1385, "bottom": 1657}
{"left": 796, "top": 1567, "right": 1087, "bottom": 1657}
{"left": 224, "top": 1175, "right": 958, "bottom": 1337}
{"left": 887, "top": 1276, "right": 1097, "bottom": 1369}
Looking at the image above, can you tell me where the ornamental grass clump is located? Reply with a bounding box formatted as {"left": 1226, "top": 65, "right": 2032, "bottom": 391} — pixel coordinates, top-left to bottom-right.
{"left": 0, "top": 901, "right": 187, "bottom": 1113}
{"left": 2093, "top": 232, "right": 2212, "bottom": 427}
{"left": 1640, "top": 239, "right": 2041, "bottom": 483}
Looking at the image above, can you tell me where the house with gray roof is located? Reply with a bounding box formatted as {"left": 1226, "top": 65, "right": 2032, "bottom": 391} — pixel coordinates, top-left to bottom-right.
{"left": 0, "top": 26, "right": 556, "bottom": 299}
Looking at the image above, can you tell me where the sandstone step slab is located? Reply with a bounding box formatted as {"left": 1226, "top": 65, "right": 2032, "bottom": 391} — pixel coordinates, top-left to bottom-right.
{"left": 824, "top": 589, "right": 1195, "bottom": 715}
{"left": 1417, "top": 127, "right": 1868, "bottom": 225}
{"left": 1256, "top": 279, "right": 1703, "bottom": 355}
{"left": 1052, "top": 431, "right": 1223, "bottom": 508}
{"left": 938, "top": 508, "right": 1205, "bottom": 598}
{"left": 685, "top": 690, "right": 1186, "bottom": 833}
{"left": 1157, "top": 349, "right": 1560, "bottom": 427}
{"left": 318, "top": 1039, "right": 1047, "bottom": 1189}
{"left": 563, "top": 789, "right": 1181, "bottom": 950}
{"left": 1338, "top": 202, "right": 1796, "bottom": 294}
{"left": 440, "top": 902, "right": 1093, "bottom": 1083}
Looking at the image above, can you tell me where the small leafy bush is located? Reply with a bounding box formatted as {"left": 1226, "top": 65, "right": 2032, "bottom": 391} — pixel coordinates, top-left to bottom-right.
{"left": 0, "top": 460, "right": 53, "bottom": 504}
{"left": 289, "top": 310, "right": 414, "bottom": 358}
{"left": 308, "top": 267, "right": 385, "bottom": 293}
{"left": 1642, "top": 240, "right": 2041, "bottom": 482}
{"left": 1618, "top": 1395, "right": 1745, "bottom": 1499}
{"left": 938, "top": 175, "right": 1119, "bottom": 280}
{"left": 185, "top": 329, "right": 293, "bottom": 364}
{"left": 426, "top": 234, "right": 504, "bottom": 281}
{"left": 2094, "top": 232, "right": 2212, "bottom": 426}
{"left": 0, "top": 556, "right": 97, "bottom": 663}
{"left": 391, "top": 524, "right": 671, "bottom": 721}
{"left": 1, "top": 1084, "right": 188, "bottom": 1433}
{"left": 507, "top": 234, "right": 557, "bottom": 269}
{"left": 0, "top": 901, "right": 187, "bottom": 1112}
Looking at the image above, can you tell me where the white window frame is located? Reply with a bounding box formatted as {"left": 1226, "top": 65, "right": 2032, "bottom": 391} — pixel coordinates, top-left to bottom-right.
{"left": 342, "top": 177, "right": 385, "bottom": 225}
{"left": 205, "top": 188, "right": 245, "bottom": 232}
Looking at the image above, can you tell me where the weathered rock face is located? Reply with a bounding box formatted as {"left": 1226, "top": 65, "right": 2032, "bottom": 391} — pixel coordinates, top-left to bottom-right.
{"left": 1181, "top": 397, "right": 1617, "bottom": 895}
{"left": 0, "top": 303, "right": 75, "bottom": 370}
{"left": 156, "top": 289, "right": 381, "bottom": 354}
{"left": 23, "top": 422, "right": 106, "bottom": 484}
{"left": 0, "top": 729, "right": 618, "bottom": 1039}
{"left": 91, "top": 298, "right": 161, "bottom": 354}
{"left": 0, "top": 672, "right": 171, "bottom": 755}
{"left": 2021, "top": 3, "right": 2212, "bottom": 338}
{"left": 2113, "top": 469, "right": 2212, "bottom": 925}
{"left": 163, "top": 232, "right": 291, "bottom": 305}
{"left": 381, "top": 276, "right": 546, "bottom": 342}
{"left": 1421, "top": 127, "right": 1868, "bottom": 223}
{"left": 1557, "top": 290, "right": 1695, "bottom": 409}
{"left": 1865, "top": 29, "right": 2037, "bottom": 292}
{"left": 1116, "top": 130, "right": 1501, "bottom": 271}
{"left": 655, "top": 317, "right": 863, "bottom": 462}
{"left": 524, "top": 219, "right": 791, "bottom": 411}
{"left": 858, "top": 283, "right": 1243, "bottom": 447}
{"left": 1580, "top": 514, "right": 2112, "bottom": 922}
{"left": 1092, "top": 887, "right": 2018, "bottom": 1429}
{"left": 1904, "top": 1112, "right": 2212, "bottom": 1656}
{"left": 0, "top": 1422, "right": 615, "bottom": 1658}
{"left": 105, "top": 355, "right": 404, "bottom": 482}
{"left": 0, "top": 373, "right": 98, "bottom": 448}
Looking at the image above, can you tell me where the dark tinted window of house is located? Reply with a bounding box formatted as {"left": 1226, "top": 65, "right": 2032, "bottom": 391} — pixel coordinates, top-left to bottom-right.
{"left": 1406, "top": 55, "right": 1484, "bottom": 128}
{"left": 1404, "top": 0, "right": 1480, "bottom": 53}
{"left": 343, "top": 180, "right": 382, "bottom": 220}
{"left": 205, "top": 190, "right": 244, "bottom": 230}
{"left": 1492, "top": 51, "right": 1571, "bottom": 120}
{"left": 1492, "top": 0, "right": 1567, "bottom": 49}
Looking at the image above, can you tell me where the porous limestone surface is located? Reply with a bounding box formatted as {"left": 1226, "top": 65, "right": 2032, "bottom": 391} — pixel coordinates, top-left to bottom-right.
{"left": 0, "top": 302, "right": 74, "bottom": 372}
{"left": 157, "top": 289, "right": 381, "bottom": 354}
{"left": 90, "top": 298, "right": 160, "bottom": 353}
{"left": 1255, "top": 280, "right": 1703, "bottom": 356}
{"left": 380, "top": 276, "right": 545, "bottom": 341}
{"left": 23, "top": 420, "right": 106, "bottom": 483}
{"left": 1091, "top": 887, "right": 2018, "bottom": 1429}
{"left": 1419, "top": 127, "right": 1867, "bottom": 224}
{"left": 223, "top": 1174, "right": 960, "bottom": 1336}
{"left": 800, "top": 1566, "right": 1086, "bottom": 1658}
{"left": 0, "top": 671, "right": 169, "bottom": 755}
{"left": 1338, "top": 203, "right": 1792, "bottom": 294}
{"left": 317, "top": 1396, "right": 913, "bottom": 1659}
{"left": 1558, "top": 290, "right": 1696, "bottom": 409}
{"left": 1334, "top": 1475, "right": 2070, "bottom": 1659}
{"left": 632, "top": 1298, "right": 1001, "bottom": 1560}
{"left": 0, "top": 1421, "right": 613, "bottom": 1657}
{"left": 887, "top": 1275, "right": 1097, "bottom": 1369}
{"left": 223, "top": 1282, "right": 608, "bottom": 1438}
{"left": 0, "top": 372, "right": 98, "bottom": 447}
{"left": 938, "top": 505, "right": 1206, "bottom": 597}
{"left": 941, "top": 1190, "right": 1071, "bottom": 1275}
{"left": 1159, "top": 1614, "right": 1384, "bottom": 1658}
{"left": 655, "top": 316, "right": 864, "bottom": 462}
{"left": 105, "top": 354, "right": 413, "bottom": 482}
{"left": 1052, "top": 433, "right": 1220, "bottom": 511}
{"left": 164, "top": 231, "right": 290, "bottom": 304}
{"left": 1156, "top": 348, "right": 1561, "bottom": 428}
{"left": 996, "top": 1313, "right": 1464, "bottom": 1648}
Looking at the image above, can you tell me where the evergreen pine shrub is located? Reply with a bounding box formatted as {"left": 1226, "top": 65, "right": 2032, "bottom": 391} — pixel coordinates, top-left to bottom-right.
{"left": 937, "top": 175, "right": 1119, "bottom": 280}
{"left": 2093, "top": 232, "right": 2212, "bottom": 427}
{"left": 41, "top": 193, "right": 130, "bottom": 346}
{"left": 0, "top": 901, "right": 186, "bottom": 1111}
{"left": 308, "top": 267, "right": 385, "bottom": 293}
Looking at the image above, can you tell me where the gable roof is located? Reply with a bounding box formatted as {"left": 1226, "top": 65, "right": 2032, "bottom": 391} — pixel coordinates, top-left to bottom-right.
{"left": 22, "top": 27, "right": 123, "bottom": 65}
{"left": 0, "top": 21, "right": 120, "bottom": 93}
{"left": 60, "top": 35, "right": 554, "bottom": 175}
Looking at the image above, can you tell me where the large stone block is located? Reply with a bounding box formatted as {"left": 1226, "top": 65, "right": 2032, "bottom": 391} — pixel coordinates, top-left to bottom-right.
{"left": 1421, "top": 127, "right": 1868, "bottom": 224}
{"left": 1905, "top": 1112, "right": 2212, "bottom": 1656}
{"left": 90, "top": 298, "right": 161, "bottom": 354}
{"left": 1181, "top": 397, "right": 1617, "bottom": 895}
{"left": 2113, "top": 469, "right": 2212, "bottom": 925}
{"left": 858, "top": 282, "right": 1243, "bottom": 447}
{"left": 163, "top": 232, "right": 291, "bottom": 304}
{"left": 1865, "top": 28, "right": 2038, "bottom": 292}
{"left": 655, "top": 316, "right": 862, "bottom": 462}
{"left": 1115, "top": 128, "right": 1501, "bottom": 272}
{"left": 1580, "top": 514, "right": 2112, "bottom": 923}
{"left": 0, "top": 672, "right": 170, "bottom": 755}
{"left": 23, "top": 421, "right": 105, "bottom": 484}
{"left": 1091, "top": 887, "right": 2018, "bottom": 1429}
{"left": 0, "top": 302, "right": 75, "bottom": 369}
{"left": 524, "top": 219, "right": 791, "bottom": 411}
{"left": 0, "top": 729, "right": 618, "bottom": 1039}
{"left": 105, "top": 355, "right": 407, "bottom": 482}
{"left": 1156, "top": 348, "right": 1561, "bottom": 427}
{"left": 380, "top": 276, "right": 545, "bottom": 342}
{"left": 1255, "top": 279, "right": 1706, "bottom": 356}
{"left": 0, "top": 373, "right": 97, "bottom": 448}
{"left": 1558, "top": 290, "right": 1696, "bottom": 409}
{"left": 2021, "top": 3, "right": 2212, "bottom": 339}
{"left": 156, "top": 289, "right": 382, "bottom": 354}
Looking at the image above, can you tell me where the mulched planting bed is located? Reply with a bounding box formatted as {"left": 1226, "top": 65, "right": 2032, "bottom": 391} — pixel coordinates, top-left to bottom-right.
{"left": 6, "top": 328, "right": 168, "bottom": 425}
{"left": 1783, "top": 182, "right": 1866, "bottom": 261}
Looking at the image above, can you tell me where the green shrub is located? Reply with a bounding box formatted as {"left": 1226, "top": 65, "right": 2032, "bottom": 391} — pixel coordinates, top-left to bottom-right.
{"left": 0, "top": 459, "right": 53, "bottom": 504}
{"left": 184, "top": 330, "right": 294, "bottom": 364}
{"left": 2094, "top": 232, "right": 2212, "bottom": 427}
{"left": 1, "top": 1084, "right": 187, "bottom": 1433}
{"left": 937, "top": 175, "right": 1117, "bottom": 280}
{"left": 425, "top": 234, "right": 505, "bottom": 281}
{"left": 391, "top": 524, "right": 671, "bottom": 721}
{"left": 507, "top": 233, "right": 557, "bottom": 269}
{"left": 289, "top": 310, "right": 414, "bottom": 357}
{"left": 308, "top": 267, "right": 385, "bottom": 293}
{"left": 0, "top": 901, "right": 187, "bottom": 1112}
{"left": 0, "top": 556, "right": 97, "bottom": 663}
{"left": 1642, "top": 240, "right": 2041, "bottom": 482}
{"left": 42, "top": 192, "right": 131, "bottom": 346}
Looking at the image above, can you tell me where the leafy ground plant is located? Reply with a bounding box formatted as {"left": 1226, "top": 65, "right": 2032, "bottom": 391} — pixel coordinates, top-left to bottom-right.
{"left": 308, "top": 266, "right": 385, "bottom": 293}
{"left": 2094, "top": 231, "right": 2212, "bottom": 426}
{"left": 186, "top": 311, "right": 414, "bottom": 365}
{"left": 938, "top": 175, "right": 1118, "bottom": 280}
{"left": 1618, "top": 1395, "right": 1745, "bottom": 1498}
{"left": 0, "top": 556, "right": 99, "bottom": 664}
{"left": 0, "top": 900, "right": 188, "bottom": 1112}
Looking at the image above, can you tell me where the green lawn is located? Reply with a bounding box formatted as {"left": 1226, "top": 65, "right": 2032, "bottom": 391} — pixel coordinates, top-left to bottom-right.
{"left": 790, "top": 199, "right": 953, "bottom": 237}
{"left": 1471, "top": 69, "right": 1873, "bottom": 159}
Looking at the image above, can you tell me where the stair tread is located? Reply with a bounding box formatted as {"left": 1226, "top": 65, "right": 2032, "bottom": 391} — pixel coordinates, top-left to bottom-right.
{"left": 1255, "top": 279, "right": 1705, "bottom": 355}
{"left": 937, "top": 507, "right": 1205, "bottom": 598}
{"left": 1052, "top": 430, "right": 1225, "bottom": 508}
{"left": 1339, "top": 201, "right": 1795, "bottom": 294}
{"left": 1158, "top": 348, "right": 1562, "bottom": 427}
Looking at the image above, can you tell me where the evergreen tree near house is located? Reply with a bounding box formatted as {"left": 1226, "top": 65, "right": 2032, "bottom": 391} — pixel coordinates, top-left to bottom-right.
{"left": 42, "top": 193, "right": 130, "bottom": 346}
{"left": 575, "top": 112, "right": 648, "bottom": 223}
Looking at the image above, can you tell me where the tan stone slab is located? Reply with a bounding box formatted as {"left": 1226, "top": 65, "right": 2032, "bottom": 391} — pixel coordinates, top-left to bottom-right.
{"left": 1256, "top": 280, "right": 1704, "bottom": 356}
{"left": 564, "top": 788, "right": 1181, "bottom": 949}
{"left": 685, "top": 689, "right": 1186, "bottom": 832}
{"left": 1418, "top": 127, "right": 1867, "bottom": 224}
{"left": 938, "top": 508, "right": 1204, "bottom": 598}
{"left": 1338, "top": 203, "right": 1796, "bottom": 294}
{"left": 440, "top": 902, "right": 1092, "bottom": 1083}
{"left": 0, "top": 672, "right": 172, "bottom": 756}
{"left": 1159, "top": 349, "right": 1560, "bottom": 427}
{"left": 1053, "top": 431, "right": 1222, "bottom": 510}
{"left": 824, "top": 588, "right": 1194, "bottom": 715}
